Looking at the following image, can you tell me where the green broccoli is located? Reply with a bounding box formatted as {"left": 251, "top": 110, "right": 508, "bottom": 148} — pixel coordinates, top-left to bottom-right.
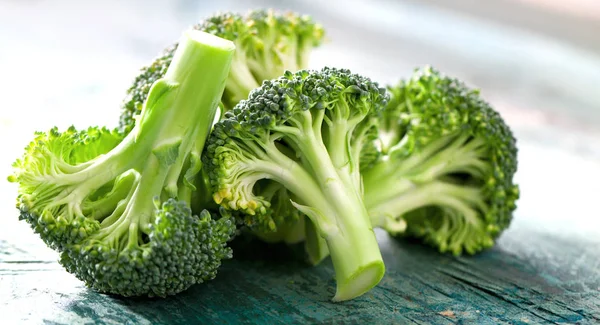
{"left": 119, "top": 9, "right": 325, "bottom": 134}
{"left": 363, "top": 67, "right": 519, "bottom": 255}
{"left": 246, "top": 180, "right": 306, "bottom": 244}
{"left": 270, "top": 67, "right": 521, "bottom": 266}
{"left": 8, "top": 31, "right": 237, "bottom": 297}
{"left": 204, "top": 67, "right": 387, "bottom": 302}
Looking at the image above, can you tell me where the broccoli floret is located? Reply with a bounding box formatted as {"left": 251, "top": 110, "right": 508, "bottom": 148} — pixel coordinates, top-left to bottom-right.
{"left": 8, "top": 31, "right": 237, "bottom": 297}
{"left": 363, "top": 67, "right": 520, "bottom": 255}
{"left": 204, "top": 67, "right": 387, "bottom": 302}
{"left": 119, "top": 9, "right": 325, "bottom": 134}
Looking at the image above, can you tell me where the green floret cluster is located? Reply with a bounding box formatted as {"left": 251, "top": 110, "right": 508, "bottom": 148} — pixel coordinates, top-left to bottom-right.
{"left": 363, "top": 66, "right": 519, "bottom": 255}
{"left": 9, "top": 30, "right": 237, "bottom": 297}
{"left": 12, "top": 127, "right": 123, "bottom": 251}
{"left": 7, "top": 7, "right": 520, "bottom": 304}
{"left": 119, "top": 9, "right": 325, "bottom": 134}
{"left": 60, "top": 202, "right": 234, "bottom": 297}
{"left": 204, "top": 67, "right": 388, "bottom": 301}
{"left": 200, "top": 66, "right": 519, "bottom": 299}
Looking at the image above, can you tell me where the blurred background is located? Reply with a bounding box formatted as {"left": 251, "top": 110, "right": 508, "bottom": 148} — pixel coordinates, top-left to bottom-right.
{"left": 1, "top": 0, "right": 599, "bottom": 260}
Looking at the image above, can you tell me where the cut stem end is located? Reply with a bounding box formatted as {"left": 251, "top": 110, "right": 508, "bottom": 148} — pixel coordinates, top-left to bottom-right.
{"left": 332, "top": 261, "right": 385, "bottom": 302}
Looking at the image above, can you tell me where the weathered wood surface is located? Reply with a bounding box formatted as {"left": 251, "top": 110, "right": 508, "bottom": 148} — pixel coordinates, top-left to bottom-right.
{"left": 2, "top": 224, "right": 599, "bottom": 324}
{"left": 1, "top": 0, "right": 600, "bottom": 324}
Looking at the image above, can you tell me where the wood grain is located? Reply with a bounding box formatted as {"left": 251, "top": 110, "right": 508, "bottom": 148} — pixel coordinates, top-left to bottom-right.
{"left": 2, "top": 227, "right": 599, "bottom": 324}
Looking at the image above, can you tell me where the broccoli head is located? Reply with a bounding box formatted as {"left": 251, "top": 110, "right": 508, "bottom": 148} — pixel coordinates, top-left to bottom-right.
{"left": 363, "top": 67, "right": 520, "bottom": 255}
{"left": 8, "top": 31, "right": 237, "bottom": 297}
{"left": 119, "top": 9, "right": 325, "bottom": 134}
{"left": 204, "top": 67, "right": 388, "bottom": 301}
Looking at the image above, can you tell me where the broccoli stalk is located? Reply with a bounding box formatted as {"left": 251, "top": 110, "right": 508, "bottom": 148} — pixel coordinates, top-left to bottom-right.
{"left": 304, "top": 217, "right": 330, "bottom": 265}
{"left": 225, "top": 51, "right": 261, "bottom": 112}
{"left": 363, "top": 67, "right": 519, "bottom": 255}
{"left": 205, "top": 68, "right": 387, "bottom": 301}
{"left": 9, "top": 31, "right": 237, "bottom": 297}
{"left": 288, "top": 121, "right": 383, "bottom": 302}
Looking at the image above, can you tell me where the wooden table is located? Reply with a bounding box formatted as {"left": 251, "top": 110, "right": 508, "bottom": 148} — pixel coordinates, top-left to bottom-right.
{"left": 1, "top": 1, "right": 599, "bottom": 324}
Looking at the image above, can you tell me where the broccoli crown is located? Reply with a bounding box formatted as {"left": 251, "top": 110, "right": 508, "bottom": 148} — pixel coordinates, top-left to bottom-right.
{"left": 12, "top": 126, "right": 236, "bottom": 297}
{"left": 119, "top": 9, "right": 325, "bottom": 134}
{"left": 203, "top": 67, "right": 387, "bottom": 301}
{"left": 205, "top": 67, "right": 386, "bottom": 231}
{"left": 225, "top": 67, "right": 385, "bottom": 130}
{"left": 11, "top": 127, "right": 123, "bottom": 250}
{"left": 363, "top": 66, "right": 519, "bottom": 255}
{"left": 8, "top": 31, "right": 237, "bottom": 297}
{"left": 60, "top": 200, "right": 234, "bottom": 297}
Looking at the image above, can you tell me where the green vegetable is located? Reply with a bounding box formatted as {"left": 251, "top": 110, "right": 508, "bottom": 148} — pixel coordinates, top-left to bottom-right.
{"left": 257, "top": 67, "right": 520, "bottom": 266}
{"left": 204, "top": 67, "right": 388, "bottom": 301}
{"left": 363, "top": 66, "right": 519, "bottom": 255}
{"left": 8, "top": 31, "right": 237, "bottom": 297}
{"left": 119, "top": 9, "right": 325, "bottom": 134}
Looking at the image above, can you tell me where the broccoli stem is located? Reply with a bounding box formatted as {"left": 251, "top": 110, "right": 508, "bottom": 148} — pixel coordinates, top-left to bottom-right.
{"left": 304, "top": 217, "right": 329, "bottom": 265}
{"left": 66, "top": 31, "right": 232, "bottom": 224}
{"left": 81, "top": 171, "right": 139, "bottom": 219}
{"left": 224, "top": 54, "right": 260, "bottom": 110}
{"left": 234, "top": 131, "right": 383, "bottom": 300}
{"left": 274, "top": 34, "right": 299, "bottom": 73}
{"left": 294, "top": 126, "right": 384, "bottom": 302}
{"left": 296, "top": 40, "right": 314, "bottom": 70}
{"left": 44, "top": 45, "right": 230, "bottom": 217}
{"left": 82, "top": 31, "right": 235, "bottom": 244}
{"left": 363, "top": 177, "right": 415, "bottom": 210}
{"left": 133, "top": 30, "right": 235, "bottom": 220}
{"left": 247, "top": 34, "right": 276, "bottom": 82}
{"left": 256, "top": 108, "right": 384, "bottom": 301}
{"left": 131, "top": 157, "right": 171, "bottom": 233}
{"left": 368, "top": 180, "right": 484, "bottom": 225}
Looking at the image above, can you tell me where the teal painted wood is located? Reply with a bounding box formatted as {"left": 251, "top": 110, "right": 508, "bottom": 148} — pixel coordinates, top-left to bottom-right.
{"left": 2, "top": 225, "right": 599, "bottom": 324}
